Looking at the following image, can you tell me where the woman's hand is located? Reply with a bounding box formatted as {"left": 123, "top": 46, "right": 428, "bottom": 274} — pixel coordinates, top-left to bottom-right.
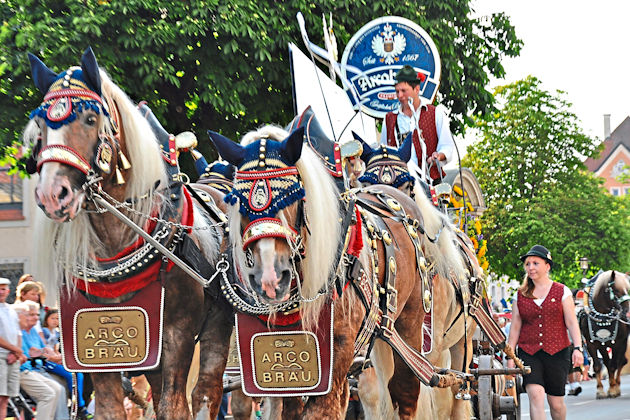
{"left": 572, "top": 348, "right": 584, "bottom": 368}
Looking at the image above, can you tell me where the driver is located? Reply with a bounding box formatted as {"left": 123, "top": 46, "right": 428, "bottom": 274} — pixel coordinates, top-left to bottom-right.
{"left": 380, "top": 65, "right": 455, "bottom": 184}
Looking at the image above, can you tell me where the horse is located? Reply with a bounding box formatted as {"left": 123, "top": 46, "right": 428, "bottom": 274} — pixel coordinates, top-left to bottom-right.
{"left": 24, "top": 48, "right": 233, "bottom": 419}
{"left": 579, "top": 270, "right": 630, "bottom": 399}
{"left": 207, "top": 124, "right": 465, "bottom": 420}
{"left": 354, "top": 135, "right": 510, "bottom": 419}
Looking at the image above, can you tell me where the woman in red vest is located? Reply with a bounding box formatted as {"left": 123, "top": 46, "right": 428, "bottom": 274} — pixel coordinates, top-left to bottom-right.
{"left": 507, "top": 245, "right": 584, "bottom": 420}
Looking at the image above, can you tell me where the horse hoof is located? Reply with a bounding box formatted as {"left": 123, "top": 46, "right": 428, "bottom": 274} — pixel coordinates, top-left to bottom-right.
{"left": 596, "top": 392, "right": 607, "bottom": 399}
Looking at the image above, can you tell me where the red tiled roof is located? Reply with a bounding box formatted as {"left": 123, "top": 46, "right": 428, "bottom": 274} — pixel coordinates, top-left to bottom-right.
{"left": 584, "top": 116, "right": 630, "bottom": 172}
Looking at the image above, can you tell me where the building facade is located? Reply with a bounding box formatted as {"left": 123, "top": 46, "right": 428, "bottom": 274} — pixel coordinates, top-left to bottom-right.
{"left": 0, "top": 167, "right": 37, "bottom": 303}
{"left": 584, "top": 115, "right": 630, "bottom": 196}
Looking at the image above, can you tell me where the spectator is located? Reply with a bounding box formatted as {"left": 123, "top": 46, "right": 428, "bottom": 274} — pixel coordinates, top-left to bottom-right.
{"left": 0, "top": 277, "right": 27, "bottom": 419}
{"left": 19, "top": 301, "right": 88, "bottom": 419}
{"left": 18, "top": 274, "right": 35, "bottom": 285}
{"left": 13, "top": 301, "right": 67, "bottom": 420}
{"left": 42, "top": 309, "right": 60, "bottom": 350}
{"left": 15, "top": 281, "right": 45, "bottom": 342}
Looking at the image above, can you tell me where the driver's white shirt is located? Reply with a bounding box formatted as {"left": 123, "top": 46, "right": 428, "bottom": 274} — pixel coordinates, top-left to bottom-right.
{"left": 379, "top": 103, "right": 455, "bottom": 167}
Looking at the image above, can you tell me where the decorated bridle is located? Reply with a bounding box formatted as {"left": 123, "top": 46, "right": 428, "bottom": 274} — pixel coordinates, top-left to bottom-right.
{"left": 587, "top": 273, "right": 630, "bottom": 323}
{"left": 355, "top": 132, "right": 415, "bottom": 193}
{"left": 26, "top": 48, "right": 129, "bottom": 186}
{"left": 218, "top": 134, "right": 308, "bottom": 259}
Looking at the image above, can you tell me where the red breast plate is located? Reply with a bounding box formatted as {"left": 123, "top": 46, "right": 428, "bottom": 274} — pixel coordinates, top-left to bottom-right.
{"left": 236, "top": 301, "right": 334, "bottom": 397}
{"left": 59, "top": 280, "right": 164, "bottom": 372}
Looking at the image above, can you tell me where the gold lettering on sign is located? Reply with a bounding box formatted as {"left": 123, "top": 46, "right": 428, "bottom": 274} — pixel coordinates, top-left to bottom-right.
{"left": 76, "top": 309, "right": 147, "bottom": 365}
{"left": 225, "top": 330, "right": 240, "bottom": 370}
{"left": 253, "top": 333, "right": 320, "bottom": 389}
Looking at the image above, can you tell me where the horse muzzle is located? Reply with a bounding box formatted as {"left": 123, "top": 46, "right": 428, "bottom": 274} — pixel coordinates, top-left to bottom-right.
{"left": 35, "top": 176, "right": 85, "bottom": 222}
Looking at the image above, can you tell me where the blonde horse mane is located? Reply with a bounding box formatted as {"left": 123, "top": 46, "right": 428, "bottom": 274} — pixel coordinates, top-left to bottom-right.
{"left": 229, "top": 125, "right": 342, "bottom": 328}
{"left": 32, "top": 68, "right": 168, "bottom": 293}
{"left": 411, "top": 184, "right": 466, "bottom": 281}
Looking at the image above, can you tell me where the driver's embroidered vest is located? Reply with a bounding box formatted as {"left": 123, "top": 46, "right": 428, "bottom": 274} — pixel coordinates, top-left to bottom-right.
{"left": 385, "top": 104, "right": 444, "bottom": 181}
{"left": 517, "top": 282, "right": 570, "bottom": 355}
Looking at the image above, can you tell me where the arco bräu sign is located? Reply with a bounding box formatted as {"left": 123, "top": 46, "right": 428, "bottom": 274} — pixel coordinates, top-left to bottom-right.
{"left": 341, "top": 16, "right": 441, "bottom": 119}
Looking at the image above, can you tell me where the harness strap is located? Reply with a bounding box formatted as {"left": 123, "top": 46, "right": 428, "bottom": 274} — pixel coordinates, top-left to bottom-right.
{"left": 468, "top": 277, "right": 506, "bottom": 347}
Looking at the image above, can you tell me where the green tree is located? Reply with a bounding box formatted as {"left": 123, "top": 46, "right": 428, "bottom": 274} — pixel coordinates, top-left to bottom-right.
{"left": 0, "top": 0, "right": 521, "bottom": 174}
{"left": 464, "top": 77, "right": 630, "bottom": 281}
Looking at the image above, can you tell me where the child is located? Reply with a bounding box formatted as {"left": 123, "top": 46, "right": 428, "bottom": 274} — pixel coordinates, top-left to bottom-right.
{"left": 42, "top": 308, "right": 60, "bottom": 350}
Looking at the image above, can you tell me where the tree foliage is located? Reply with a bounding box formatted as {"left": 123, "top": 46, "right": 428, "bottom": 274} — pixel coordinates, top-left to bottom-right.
{"left": 464, "top": 77, "right": 630, "bottom": 281}
{"left": 0, "top": 0, "right": 521, "bottom": 174}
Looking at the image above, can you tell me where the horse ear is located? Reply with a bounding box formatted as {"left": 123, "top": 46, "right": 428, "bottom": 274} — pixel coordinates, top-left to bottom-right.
{"left": 352, "top": 131, "right": 374, "bottom": 162}
{"left": 81, "top": 47, "right": 102, "bottom": 96}
{"left": 207, "top": 130, "right": 246, "bottom": 166}
{"left": 280, "top": 126, "right": 305, "bottom": 164}
{"left": 28, "top": 53, "right": 58, "bottom": 94}
{"left": 399, "top": 132, "right": 413, "bottom": 162}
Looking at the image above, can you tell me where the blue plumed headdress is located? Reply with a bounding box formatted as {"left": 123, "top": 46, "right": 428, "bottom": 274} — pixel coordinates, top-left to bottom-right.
{"left": 28, "top": 47, "right": 109, "bottom": 129}
{"left": 354, "top": 131, "right": 415, "bottom": 188}
{"left": 208, "top": 128, "right": 306, "bottom": 220}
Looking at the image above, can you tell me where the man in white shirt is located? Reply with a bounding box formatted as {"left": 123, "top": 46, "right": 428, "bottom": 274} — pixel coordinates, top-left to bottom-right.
{"left": 380, "top": 65, "right": 455, "bottom": 184}
{"left": 0, "top": 277, "right": 26, "bottom": 419}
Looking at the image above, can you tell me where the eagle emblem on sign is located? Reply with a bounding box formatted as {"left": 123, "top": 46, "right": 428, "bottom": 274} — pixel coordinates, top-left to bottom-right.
{"left": 371, "top": 23, "right": 406, "bottom": 65}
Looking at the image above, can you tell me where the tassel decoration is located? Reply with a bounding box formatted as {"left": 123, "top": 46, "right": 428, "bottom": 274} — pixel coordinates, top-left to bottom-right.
{"left": 118, "top": 150, "right": 132, "bottom": 170}
{"left": 115, "top": 167, "right": 126, "bottom": 184}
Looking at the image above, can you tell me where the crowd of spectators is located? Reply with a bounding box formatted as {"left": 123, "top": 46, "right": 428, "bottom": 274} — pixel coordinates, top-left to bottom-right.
{"left": 0, "top": 274, "right": 90, "bottom": 420}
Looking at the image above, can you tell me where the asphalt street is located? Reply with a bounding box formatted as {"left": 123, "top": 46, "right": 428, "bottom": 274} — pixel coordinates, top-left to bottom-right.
{"left": 517, "top": 374, "right": 630, "bottom": 419}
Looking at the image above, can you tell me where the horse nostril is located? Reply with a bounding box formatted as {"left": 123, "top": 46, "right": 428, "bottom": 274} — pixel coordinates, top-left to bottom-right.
{"left": 58, "top": 186, "right": 69, "bottom": 201}
{"left": 281, "top": 270, "right": 292, "bottom": 284}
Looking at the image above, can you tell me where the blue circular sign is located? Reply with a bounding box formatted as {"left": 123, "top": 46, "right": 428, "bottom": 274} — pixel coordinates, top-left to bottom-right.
{"left": 341, "top": 16, "right": 441, "bottom": 119}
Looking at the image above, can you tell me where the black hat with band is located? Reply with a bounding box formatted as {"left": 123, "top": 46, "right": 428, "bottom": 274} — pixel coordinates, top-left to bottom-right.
{"left": 520, "top": 244, "right": 553, "bottom": 267}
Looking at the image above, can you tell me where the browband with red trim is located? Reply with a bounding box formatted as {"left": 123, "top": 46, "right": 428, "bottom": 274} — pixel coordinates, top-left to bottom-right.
{"left": 43, "top": 88, "right": 103, "bottom": 104}
{"left": 242, "top": 217, "right": 299, "bottom": 250}
{"left": 37, "top": 144, "right": 92, "bottom": 175}
{"left": 235, "top": 167, "right": 299, "bottom": 180}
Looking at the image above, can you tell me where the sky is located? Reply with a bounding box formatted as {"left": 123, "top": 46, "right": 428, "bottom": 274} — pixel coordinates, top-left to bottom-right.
{"left": 466, "top": 0, "right": 630, "bottom": 144}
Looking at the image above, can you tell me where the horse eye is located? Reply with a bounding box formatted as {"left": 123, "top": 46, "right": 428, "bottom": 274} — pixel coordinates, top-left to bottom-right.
{"left": 85, "top": 115, "right": 98, "bottom": 126}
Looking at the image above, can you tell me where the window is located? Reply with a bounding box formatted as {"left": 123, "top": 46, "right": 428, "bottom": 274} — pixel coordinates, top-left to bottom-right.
{"left": 0, "top": 167, "right": 24, "bottom": 220}
{"left": 611, "top": 160, "right": 629, "bottom": 177}
{"left": 625, "top": 187, "right": 630, "bottom": 196}
{"left": 611, "top": 187, "right": 620, "bottom": 196}
{"left": 0, "top": 262, "right": 25, "bottom": 304}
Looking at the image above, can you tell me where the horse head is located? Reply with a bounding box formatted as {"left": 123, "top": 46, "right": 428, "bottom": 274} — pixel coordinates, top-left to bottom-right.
{"left": 609, "top": 271, "right": 630, "bottom": 321}
{"left": 592, "top": 270, "right": 630, "bottom": 320}
{"left": 353, "top": 131, "right": 415, "bottom": 196}
{"left": 208, "top": 127, "right": 309, "bottom": 304}
{"left": 26, "top": 47, "right": 124, "bottom": 222}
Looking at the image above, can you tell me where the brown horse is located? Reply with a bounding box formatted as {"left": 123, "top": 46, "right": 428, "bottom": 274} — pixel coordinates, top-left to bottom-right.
{"left": 579, "top": 270, "right": 630, "bottom": 399}
{"left": 355, "top": 137, "right": 489, "bottom": 419}
{"left": 24, "top": 48, "right": 232, "bottom": 419}
{"left": 208, "top": 125, "right": 462, "bottom": 419}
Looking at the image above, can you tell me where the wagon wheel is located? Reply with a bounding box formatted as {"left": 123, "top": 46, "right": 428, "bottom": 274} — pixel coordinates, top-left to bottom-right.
{"left": 476, "top": 355, "right": 496, "bottom": 420}
{"left": 504, "top": 373, "right": 522, "bottom": 420}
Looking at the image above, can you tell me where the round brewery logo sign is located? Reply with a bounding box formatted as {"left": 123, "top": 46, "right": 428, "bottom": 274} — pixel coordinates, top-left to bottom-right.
{"left": 341, "top": 16, "right": 441, "bottom": 119}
